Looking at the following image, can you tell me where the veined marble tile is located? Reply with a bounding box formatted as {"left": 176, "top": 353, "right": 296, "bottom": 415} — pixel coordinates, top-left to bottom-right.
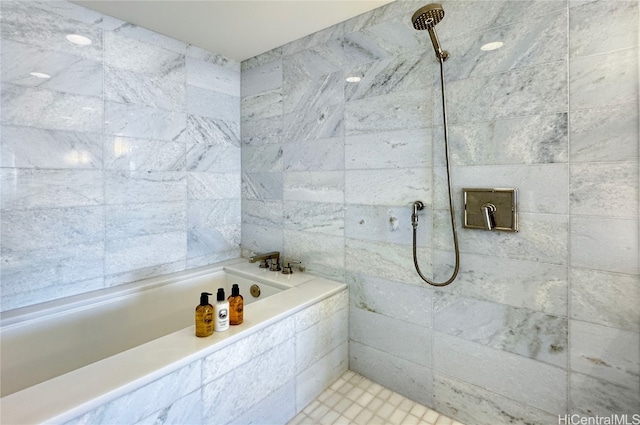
{"left": 282, "top": 24, "right": 344, "bottom": 57}
{"left": 345, "top": 168, "right": 430, "bottom": 206}
{"left": 350, "top": 341, "right": 433, "bottom": 408}
{"left": 296, "top": 308, "right": 349, "bottom": 372}
{"left": 104, "top": 32, "right": 185, "bottom": 81}
{"left": 440, "top": 61, "right": 567, "bottom": 124}
{"left": 282, "top": 103, "right": 344, "bottom": 144}
{"left": 186, "top": 86, "right": 239, "bottom": 123}
{"left": 350, "top": 307, "right": 431, "bottom": 368}
{"left": 105, "top": 260, "right": 185, "bottom": 288}
{"left": 1, "top": 39, "right": 103, "bottom": 97}
{"left": 570, "top": 268, "right": 640, "bottom": 331}
{"left": 283, "top": 71, "right": 344, "bottom": 115}
{"left": 186, "top": 247, "right": 239, "bottom": 269}
{"left": 241, "top": 59, "right": 282, "bottom": 98}
{"left": 283, "top": 39, "right": 345, "bottom": 81}
{"left": 189, "top": 198, "right": 241, "bottom": 228}
{"left": 2, "top": 206, "right": 103, "bottom": 252}
{"left": 0, "top": 1, "right": 103, "bottom": 62}
{"left": 433, "top": 373, "right": 558, "bottom": 425}
{"left": 293, "top": 289, "right": 348, "bottom": 332}
{"left": 570, "top": 216, "right": 639, "bottom": 275}
{"left": 104, "top": 136, "right": 185, "bottom": 172}
{"left": 229, "top": 380, "right": 296, "bottom": 425}
{"left": 240, "top": 223, "right": 283, "bottom": 255}
{"left": 187, "top": 114, "right": 239, "bottom": 148}
{"left": 105, "top": 171, "right": 186, "bottom": 205}
{"left": 241, "top": 115, "right": 283, "bottom": 146}
{"left": 188, "top": 172, "right": 240, "bottom": 200}
{"left": 570, "top": 161, "right": 638, "bottom": 218}
{"left": 1, "top": 126, "right": 102, "bottom": 169}
{"left": 345, "top": 89, "right": 431, "bottom": 135}
{"left": 283, "top": 229, "right": 345, "bottom": 280}
{"left": 570, "top": 104, "right": 638, "bottom": 163}
{"left": 570, "top": 48, "right": 638, "bottom": 110}
{"left": 433, "top": 293, "right": 567, "bottom": 367}
{"left": 242, "top": 199, "right": 283, "bottom": 227}
{"left": 242, "top": 47, "right": 282, "bottom": 72}
{"left": 433, "top": 252, "right": 568, "bottom": 317}
{"left": 283, "top": 201, "right": 345, "bottom": 236}
{"left": 35, "top": 0, "right": 106, "bottom": 27}
{"left": 284, "top": 136, "right": 344, "bottom": 171}
{"left": 104, "top": 66, "right": 185, "bottom": 111}
{"left": 296, "top": 343, "right": 348, "bottom": 414}
{"left": 570, "top": 0, "right": 638, "bottom": 58}
{"left": 346, "top": 128, "right": 432, "bottom": 170}
{"left": 433, "top": 332, "right": 567, "bottom": 415}
{"left": 2, "top": 84, "right": 102, "bottom": 132}
{"left": 437, "top": 113, "right": 568, "bottom": 166}
{"left": 186, "top": 115, "right": 240, "bottom": 172}
{"left": 186, "top": 56, "right": 240, "bottom": 97}
{"left": 106, "top": 202, "right": 186, "bottom": 239}
{"left": 345, "top": 204, "right": 426, "bottom": 246}
{"left": 242, "top": 144, "right": 283, "bottom": 173}
{"left": 185, "top": 45, "right": 238, "bottom": 70}
{"left": 570, "top": 372, "right": 640, "bottom": 416}
{"left": 1, "top": 168, "right": 103, "bottom": 209}
{"left": 570, "top": 320, "right": 639, "bottom": 390}
{"left": 240, "top": 89, "right": 282, "bottom": 121}
{"left": 283, "top": 171, "right": 344, "bottom": 203}
{"left": 106, "top": 19, "right": 187, "bottom": 55}
{"left": 188, "top": 223, "right": 240, "bottom": 260}
{"left": 135, "top": 390, "right": 201, "bottom": 425}
{"left": 105, "top": 231, "right": 187, "bottom": 275}
{"left": 345, "top": 237, "right": 430, "bottom": 286}
{"left": 242, "top": 172, "right": 283, "bottom": 201}
{"left": 104, "top": 101, "right": 186, "bottom": 142}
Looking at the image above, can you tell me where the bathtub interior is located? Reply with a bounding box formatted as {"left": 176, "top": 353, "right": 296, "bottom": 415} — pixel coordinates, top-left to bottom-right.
{"left": 0, "top": 262, "right": 288, "bottom": 398}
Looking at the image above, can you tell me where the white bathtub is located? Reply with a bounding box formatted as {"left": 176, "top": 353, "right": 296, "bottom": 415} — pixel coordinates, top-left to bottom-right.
{"left": 0, "top": 258, "right": 348, "bottom": 424}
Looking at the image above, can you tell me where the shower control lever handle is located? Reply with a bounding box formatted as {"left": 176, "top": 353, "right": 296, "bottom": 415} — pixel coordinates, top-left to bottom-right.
{"left": 481, "top": 203, "right": 497, "bottom": 230}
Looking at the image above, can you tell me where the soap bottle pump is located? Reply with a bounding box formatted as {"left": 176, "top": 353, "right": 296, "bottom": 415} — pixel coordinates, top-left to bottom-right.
{"left": 228, "top": 283, "right": 244, "bottom": 325}
{"left": 214, "top": 288, "right": 229, "bottom": 332}
{"left": 195, "top": 292, "right": 214, "bottom": 337}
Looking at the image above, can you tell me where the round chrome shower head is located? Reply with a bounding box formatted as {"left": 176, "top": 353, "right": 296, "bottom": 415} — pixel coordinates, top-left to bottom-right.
{"left": 412, "top": 3, "right": 445, "bottom": 30}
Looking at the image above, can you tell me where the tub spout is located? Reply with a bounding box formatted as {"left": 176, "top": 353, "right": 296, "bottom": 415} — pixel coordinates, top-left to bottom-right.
{"left": 248, "top": 251, "right": 280, "bottom": 265}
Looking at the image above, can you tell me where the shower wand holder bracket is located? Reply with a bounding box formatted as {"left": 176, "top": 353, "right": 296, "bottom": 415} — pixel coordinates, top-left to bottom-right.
{"left": 463, "top": 188, "right": 518, "bottom": 232}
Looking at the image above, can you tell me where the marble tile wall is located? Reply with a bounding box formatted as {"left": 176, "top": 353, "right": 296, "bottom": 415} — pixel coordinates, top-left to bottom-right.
{"left": 241, "top": 0, "right": 640, "bottom": 423}
{"left": 0, "top": 1, "right": 241, "bottom": 311}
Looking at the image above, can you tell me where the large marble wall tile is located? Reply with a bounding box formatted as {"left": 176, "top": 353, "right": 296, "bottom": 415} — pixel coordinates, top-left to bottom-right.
{"left": 241, "top": 89, "right": 282, "bottom": 121}
{"left": 104, "top": 101, "right": 186, "bottom": 142}
{"left": 104, "top": 136, "right": 185, "bottom": 172}
{"left": 440, "top": 61, "right": 567, "bottom": 124}
{"left": 345, "top": 89, "right": 431, "bottom": 135}
{"left": 283, "top": 201, "right": 344, "bottom": 236}
{"left": 106, "top": 18, "right": 187, "bottom": 55}
{"left": 570, "top": 216, "right": 639, "bottom": 275}
{"left": 188, "top": 172, "right": 240, "bottom": 200}
{"left": 282, "top": 104, "right": 344, "bottom": 144}
{"left": 185, "top": 45, "right": 238, "bottom": 70}
{"left": 241, "top": 115, "right": 283, "bottom": 147}
{"left": 242, "top": 199, "right": 283, "bottom": 227}
{"left": 438, "top": 113, "right": 568, "bottom": 166}
{"left": 106, "top": 202, "right": 186, "bottom": 239}
{"left": 242, "top": 172, "right": 283, "bottom": 201}
{"left": 186, "top": 115, "right": 240, "bottom": 173}
{"left": 105, "top": 231, "right": 186, "bottom": 275}
{"left": 1, "top": 168, "right": 103, "bottom": 209}
{"left": 345, "top": 128, "right": 431, "bottom": 170}
{"left": 187, "top": 224, "right": 240, "bottom": 261}
{"left": 104, "top": 66, "right": 185, "bottom": 111}
{"left": 186, "top": 87, "right": 239, "bottom": 123}
{"left": 345, "top": 168, "right": 430, "bottom": 206}
{"left": 283, "top": 71, "right": 344, "bottom": 114}
{"left": 282, "top": 39, "right": 345, "bottom": 81}
{"left": 350, "top": 307, "right": 431, "bottom": 367}
{"left": 105, "top": 171, "right": 186, "bottom": 205}
{"left": 189, "top": 199, "right": 241, "bottom": 228}
{"left": 186, "top": 56, "right": 240, "bottom": 97}
{"left": 229, "top": 380, "right": 296, "bottom": 425}
{"left": 570, "top": 372, "right": 640, "bottom": 416}
{"left": 105, "top": 260, "right": 186, "bottom": 288}
{"left": 347, "top": 272, "right": 433, "bottom": 328}
{"left": 433, "top": 252, "right": 568, "bottom": 316}
{"left": 240, "top": 223, "right": 283, "bottom": 255}
{"left": 570, "top": 104, "right": 638, "bottom": 163}
{"left": 345, "top": 204, "right": 422, "bottom": 246}
{"left": 350, "top": 341, "right": 433, "bottom": 407}
{"left": 135, "top": 390, "right": 202, "bottom": 425}
{"left": 570, "top": 268, "right": 640, "bottom": 331}
{"left": 284, "top": 230, "right": 344, "bottom": 280}
{"left": 104, "top": 32, "right": 184, "bottom": 81}
{"left": 1, "top": 39, "right": 103, "bottom": 97}
{"left": 282, "top": 24, "right": 344, "bottom": 58}
{"left": 1, "top": 126, "right": 102, "bottom": 169}
{"left": 293, "top": 289, "right": 348, "bottom": 332}
{"left": 570, "top": 48, "right": 638, "bottom": 110}
{"left": 2, "top": 84, "right": 102, "bottom": 132}
{"left": 284, "top": 136, "right": 343, "bottom": 171}
{"left": 433, "top": 293, "right": 567, "bottom": 367}
{"left": 296, "top": 307, "right": 348, "bottom": 372}
{"left": 242, "top": 144, "right": 283, "bottom": 173}
{"left": 433, "top": 373, "right": 558, "bottom": 425}
{"left": 570, "top": 161, "right": 638, "bottom": 218}
{"left": 570, "top": 0, "right": 638, "bottom": 58}
{"left": 283, "top": 171, "right": 344, "bottom": 203}
{"left": 0, "top": 1, "right": 103, "bottom": 62}
{"left": 241, "top": 59, "right": 283, "bottom": 98}
{"left": 433, "top": 331, "right": 567, "bottom": 415}
{"left": 242, "top": 47, "right": 282, "bottom": 72}
{"left": 570, "top": 320, "right": 640, "bottom": 390}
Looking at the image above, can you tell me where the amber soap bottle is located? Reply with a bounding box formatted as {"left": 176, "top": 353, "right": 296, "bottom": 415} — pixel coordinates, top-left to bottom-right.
{"left": 195, "top": 292, "right": 214, "bottom": 337}
{"left": 228, "top": 283, "right": 244, "bottom": 325}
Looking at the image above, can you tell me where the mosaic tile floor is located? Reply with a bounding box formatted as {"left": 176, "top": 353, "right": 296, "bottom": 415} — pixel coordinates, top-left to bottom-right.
{"left": 287, "top": 371, "right": 466, "bottom": 425}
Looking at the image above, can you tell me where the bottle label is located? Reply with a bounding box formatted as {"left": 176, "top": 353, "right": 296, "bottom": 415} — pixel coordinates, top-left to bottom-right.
{"left": 218, "top": 308, "right": 228, "bottom": 320}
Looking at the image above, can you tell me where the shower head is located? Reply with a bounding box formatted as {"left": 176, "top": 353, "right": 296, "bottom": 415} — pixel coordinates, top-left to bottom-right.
{"left": 412, "top": 3, "right": 449, "bottom": 61}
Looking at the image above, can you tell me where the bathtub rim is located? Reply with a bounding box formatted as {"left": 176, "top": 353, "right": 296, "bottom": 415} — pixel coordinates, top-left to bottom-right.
{"left": 0, "top": 259, "right": 347, "bottom": 425}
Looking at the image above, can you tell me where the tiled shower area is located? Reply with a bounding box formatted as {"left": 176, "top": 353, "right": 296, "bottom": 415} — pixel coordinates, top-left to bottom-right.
{"left": 1, "top": 0, "right": 639, "bottom": 424}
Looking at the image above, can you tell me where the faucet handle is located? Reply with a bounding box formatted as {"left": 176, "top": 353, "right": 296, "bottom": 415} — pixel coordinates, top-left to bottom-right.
{"left": 259, "top": 259, "right": 270, "bottom": 268}
{"left": 282, "top": 260, "right": 302, "bottom": 275}
{"left": 269, "top": 259, "right": 281, "bottom": 272}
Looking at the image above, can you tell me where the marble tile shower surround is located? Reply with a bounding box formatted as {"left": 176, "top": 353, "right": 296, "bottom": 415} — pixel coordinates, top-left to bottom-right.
{"left": 0, "top": 1, "right": 242, "bottom": 311}
{"left": 240, "top": 0, "right": 640, "bottom": 424}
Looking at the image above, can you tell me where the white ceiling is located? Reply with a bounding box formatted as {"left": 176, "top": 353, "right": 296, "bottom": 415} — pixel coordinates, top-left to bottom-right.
{"left": 72, "top": 0, "right": 395, "bottom": 62}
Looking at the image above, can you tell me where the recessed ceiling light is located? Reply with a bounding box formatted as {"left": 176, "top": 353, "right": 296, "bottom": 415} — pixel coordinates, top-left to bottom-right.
{"left": 346, "top": 76, "right": 361, "bottom": 83}
{"left": 30, "top": 72, "right": 51, "bottom": 79}
{"left": 66, "top": 34, "right": 92, "bottom": 46}
{"left": 480, "top": 41, "right": 504, "bottom": 51}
